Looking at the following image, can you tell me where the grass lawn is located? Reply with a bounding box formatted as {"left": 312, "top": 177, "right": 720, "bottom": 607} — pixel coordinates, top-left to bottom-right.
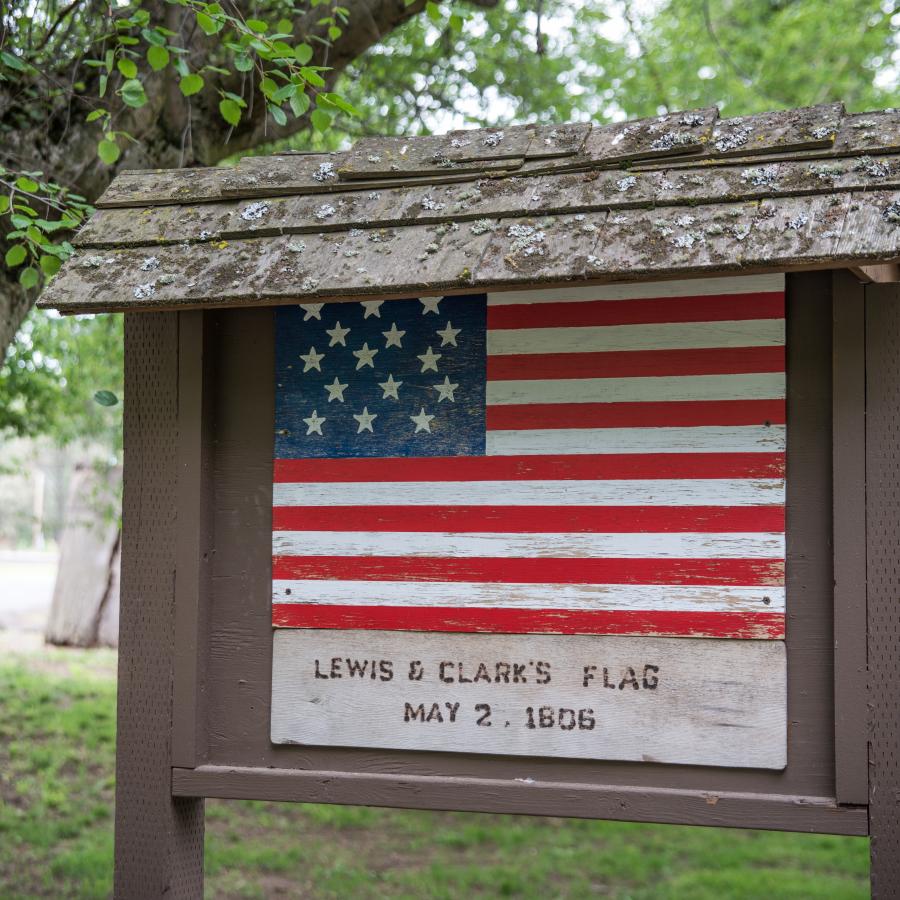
{"left": 0, "top": 645, "right": 870, "bottom": 899}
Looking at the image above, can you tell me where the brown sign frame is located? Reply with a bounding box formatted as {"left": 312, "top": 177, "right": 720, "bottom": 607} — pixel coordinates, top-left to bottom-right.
{"left": 112, "top": 270, "right": 895, "bottom": 898}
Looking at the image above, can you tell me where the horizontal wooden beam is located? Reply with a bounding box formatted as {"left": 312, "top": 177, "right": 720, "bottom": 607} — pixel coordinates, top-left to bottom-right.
{"left": 849, "top": 263, "right": 900, "bottom": 283}
{"left": 172, "top": 764, "right": 868, "bottom": 835}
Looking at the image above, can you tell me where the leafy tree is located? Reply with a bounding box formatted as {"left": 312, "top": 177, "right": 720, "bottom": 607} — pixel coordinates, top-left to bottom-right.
{"left": 0, "top": 0, "right": 896, "bottom": 449}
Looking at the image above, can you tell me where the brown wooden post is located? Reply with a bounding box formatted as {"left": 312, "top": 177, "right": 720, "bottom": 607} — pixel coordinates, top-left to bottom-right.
{"left": 113, "top": 312, "right": 205, "bottom": 898}
{"left": 865, "top": 282, "right": 900, "bottom": 899}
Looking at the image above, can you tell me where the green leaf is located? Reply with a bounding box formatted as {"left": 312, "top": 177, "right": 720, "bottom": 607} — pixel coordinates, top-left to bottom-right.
{"left": 15, "top": 177, "right": 39, "bottom": 192}
{"left": 222, "top": 91, "right": 247, "bottom": 107}
{"left": 276, "top": 17, "right": 293, "bottom": 33}
{"left": 26, "top": 225, "right": 44, "bottom": 244}
{"left": 0, "top": 196, "right": 9, "bottom": 215}
{"left": 85, "top": 109, "right": 108, "bottom": 122}
{"left": 93, "top": 390, "right": 119, "bottom": 407}
{"left": 260, "top": 77, "right": 277, "bottom": 97}
{"left": 219, "top": 98, "right": 242, "bottom": 126}
{"left": 179, "top": 73, "right": 204, "bottom": 96}
{"left": 246, "top": 18, "right": 268, "bottom": 33}
{"left": 147, "top": 45, "right": 170, "bottom": 71}
{"left": 142, "top": 27, "right": 167, "bottom": 46}
{"left": 120, "top": 78, "right": 147, "bottom": 108}
{"left": 19, "top": 266, "right": 39, "bottom": 289}
{"left": 269, "top": 104, "right": 287, "bottom": 126}
{"left": 234, "top": 54, "right": 253, "bottom": 72}
{"left": 104, "top": 49, "right": 114, "bottom": 73}
{"left": 310, "top": 108, "right": 332, "bottom": 132}
{"left": 39, "top": 254, "right": 61, "bottom": 277}
{"left": 10, "top": 214, "right": 32, "bottom": 229}
{"left": 289, "top": 90, "right": 310, "bottom": 117}
{"left": 117, "top": 58, "right": 137, "bottom": 78}
{"left": 99, "top": 74, "right": 108, "bottom": 98}
{"left": 1, "top": 50, "right": 28, "bottom": 72}
{"left": 299, "top": 66, "right": 325, "bottom": 87}
{"left": 5, "top": 244, "right": 27, "bottom": 267}
{"left": 328, "top": 25, "right": 341, "bottom": 40}
{"left": 426, "top": 1, "right": 441, "bottom": 23}
{"left": 294, "top": 43, "right": 313, "bottom": 64}
{"left": 321, "top": 92, "right": 361, "bottom": 117}
{"left": 98, "top": 140, "right": 121, "bottom": 165}
{"left": 196, "top": 12, "right": 219, "bottom": 35}
{"left": 271, "top": 83, "right": 296, "bottom": 103}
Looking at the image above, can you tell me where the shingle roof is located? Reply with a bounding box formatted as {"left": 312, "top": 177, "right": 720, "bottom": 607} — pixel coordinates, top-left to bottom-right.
{"left": 39, "top": 102, "right": 900, "bottom": 314}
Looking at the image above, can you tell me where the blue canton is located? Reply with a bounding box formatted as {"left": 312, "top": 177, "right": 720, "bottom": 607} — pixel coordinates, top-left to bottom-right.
{"left": 275, "top": 295, "right": 487, "bottom": 458}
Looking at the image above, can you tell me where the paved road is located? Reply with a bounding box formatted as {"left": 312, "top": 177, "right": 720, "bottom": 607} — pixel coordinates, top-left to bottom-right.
{"left": 0, "top": 554, "right": 58, "bottom": 631}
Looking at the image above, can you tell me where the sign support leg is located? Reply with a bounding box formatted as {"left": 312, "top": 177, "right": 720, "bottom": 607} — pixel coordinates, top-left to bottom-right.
{"left": 113, "top": 313, "right": 205, "bottom": 898}
{"left": 865, "top": 283, "right": 900, "bottom": 898}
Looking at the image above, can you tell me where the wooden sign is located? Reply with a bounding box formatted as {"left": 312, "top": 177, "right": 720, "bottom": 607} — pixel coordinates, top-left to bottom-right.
{"left": 271, "top": 630, "right": 786, "bottom": 767}
{"left": 271, "top": 274, "right": 787, "bottom": 768}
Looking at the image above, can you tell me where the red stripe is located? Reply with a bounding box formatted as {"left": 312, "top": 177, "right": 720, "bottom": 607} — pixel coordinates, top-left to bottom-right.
{"left": 271, "top": 604, "right": 785, "bottom": 639}
{"left": 487, "top": 345, "right": 785, "bottom": 380}
{"left": 487, "top": 292, "right": 784, "bottom": 329}
{"left": 271, "top": 556, "right": 783, "bottom": 585}
{"left": 487, "top": 400, "right": 785, "bottom": 431}
{"left": 273, "top": 452, "right": 785, "bottom": 482}
{"left": 272, "top": 505, "right": 784, "bottom": 534}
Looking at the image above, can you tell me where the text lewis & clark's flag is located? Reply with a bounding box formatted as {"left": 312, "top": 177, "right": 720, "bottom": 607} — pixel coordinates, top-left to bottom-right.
{"left": 272, "top": 275, "right": 786, "bottom": 640}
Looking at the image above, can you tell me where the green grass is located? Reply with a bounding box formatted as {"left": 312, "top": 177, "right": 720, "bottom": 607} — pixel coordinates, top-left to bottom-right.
{"left": 0, "top": 649, "right": 871, "bottom": 899}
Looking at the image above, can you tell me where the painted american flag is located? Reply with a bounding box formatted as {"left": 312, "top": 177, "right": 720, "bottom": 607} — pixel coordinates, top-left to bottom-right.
{"left": 272, "top": 274, "right": 785, "bottom": 640}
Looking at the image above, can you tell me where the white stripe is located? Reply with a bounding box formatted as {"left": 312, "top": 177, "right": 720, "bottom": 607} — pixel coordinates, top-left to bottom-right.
{"left": 486, "top": 425, "right": 785, "bottom": 456}
{"left": 487, "top": 319, "right": 784, "bottom": 355}
{"left": 272, "top": 477, "right": 784, "bottom": 507}
{"left": 272, "top": 580, "right": 785, "bottom": 613}
{"left": 487, "top": 274, "right": 785, "bottom": 306}
{"left": 273, "top": 531, "right": 785, "bottom": 559}
{"left": 486, "top": 373, "right": 784, "bottom": 405}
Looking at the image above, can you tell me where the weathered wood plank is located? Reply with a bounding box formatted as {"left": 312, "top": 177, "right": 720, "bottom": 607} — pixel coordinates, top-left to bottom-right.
{"left": 635, "top": 109, "right": 900, "bottom": 173}
{"left": 269, "top": 629, "right": 787, "bottom": 768}
{"left": 40, "top": 190, "right": 900, "bottom": 313}
{"left": 96, "top": 166, "right": 224, "bottom": 207}
{"left": 172, "top": 764, "right": 867, "bottom": 834}
{"left": 703, "top": 103, "right": 842, "bottom": 159}
{"left": 582, "top": 107, "right": 717, "bottom": 165}
{"left": 76, "top": 155, "right": 900, "bottom": 250}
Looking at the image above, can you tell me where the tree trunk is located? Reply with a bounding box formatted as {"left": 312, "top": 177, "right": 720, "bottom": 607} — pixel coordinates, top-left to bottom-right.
{"left": 44, "top": 462, "right": 121, "bottom": 647}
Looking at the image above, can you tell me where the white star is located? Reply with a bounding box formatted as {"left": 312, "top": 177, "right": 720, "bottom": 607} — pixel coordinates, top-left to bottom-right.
{"left": 299, "top": 302, "right": 324, "bottom": 321}
{"left": 420, "top": 297, "right": 441, "bottom": 315}
{"left": 353, "top": 406, "right": 378, "bottom": 434}
{"left": 303, "top": 409, "right": 325, "bottom": 435}
{"left": 417, "top": 345, "right": 442, "bottom": 373}
{"left": 324, "top": 377, "right": 348, "bottom": 403}
{"left": 326, "top": 321, "right": 350, "bottom": 347}
{"left": 361, "top": 300, "right": 383, "bottom": 319}
{"left": 382, "top": 322, "right": 406, "bottom": 348}
{"left": 379, "top": 373, "right": 402, "bottom": 400}
{"left": 436, "top": 321, "right": 461, "bottom": 347}
{"left": 353, "top": 342, "right": 378, "bottom": 370}
{"left": 433, "top": 376, "right": 459, "bottom": 403}
{"left": 410, "top": 407, "right": 435, "bottom": 433}
{"left": 300, "top": 346, "right": 324, "bottom": 373}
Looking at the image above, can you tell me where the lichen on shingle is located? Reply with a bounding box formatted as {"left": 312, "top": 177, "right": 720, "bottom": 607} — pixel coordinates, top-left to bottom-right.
{"left": 240, "top": 202, "right": 269, "bottom": 221}
{"left": 507, "top": 223, "right": 546, "bottom": 256}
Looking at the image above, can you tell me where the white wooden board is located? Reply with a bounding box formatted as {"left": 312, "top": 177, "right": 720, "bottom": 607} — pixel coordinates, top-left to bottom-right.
{"left": 271, "top": 630, "right": 787, "bottom": 769}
